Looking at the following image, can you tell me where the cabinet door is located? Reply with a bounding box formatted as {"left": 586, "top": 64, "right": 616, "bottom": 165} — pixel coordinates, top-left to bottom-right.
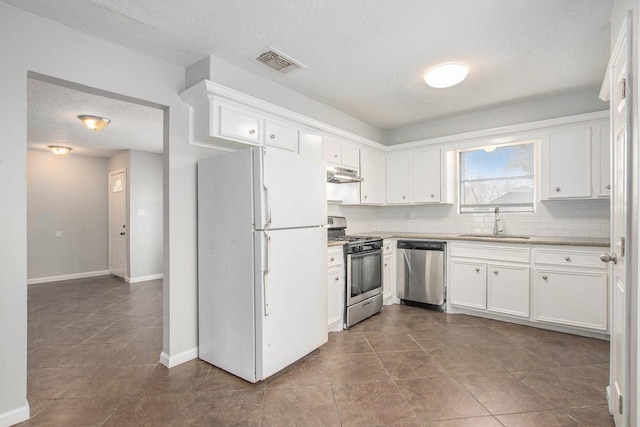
{"left": 299, "top": 130, "right": 323, "bottom": 160}
{"left": 597, "top": 125, "right": 611, "bottom": 197}
{"left": 264, "top": 118, "right": 298, "bottom": 152}
{"left": 383, "top": 253, "right": 394, "bottom": 305}
{"left": 360, "top": 148, "right": 386, "bottom": 204}
{"left": 547, "top": 128, "right": 592, "bottom": 198}
{"left": 341, "top": 142, "right": 360, "bottom": 169}
{"left": 323, "top": 135, "right": 342, "bottom": 165}
{"left": 534, "top": 269, "right": 607, "bottom": 331}
{"left": 449, "top": 259, "right": 487, "bottom": 309}
{"left": 387, "top": 153, "right": 412, "bottom": 204}
{"left": 218, "top": 103, "right": 261, "bottom": 144}
{"left": 414, "top": 149, "right": 441, "bottom": 203}
{"left": 327, "top": 265, "right": 345, "bottom": 332}
{"left": 487, "top": 264, "right": 529, "bottom": 317}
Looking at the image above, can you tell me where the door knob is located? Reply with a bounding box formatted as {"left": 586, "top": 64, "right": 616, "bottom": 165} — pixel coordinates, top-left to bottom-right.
{"left": 600, "top": 253, "right": 618, "bottom": 264}
{"left": 120, "top": 232, "right": 125, "bottom": 236}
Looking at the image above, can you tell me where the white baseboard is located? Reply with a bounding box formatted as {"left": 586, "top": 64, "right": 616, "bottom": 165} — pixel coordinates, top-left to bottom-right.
{"left": 160, "top": 347, "right": 198, "bottom": 368}
{"left": 0, "top": 402, "right": 29, "bottom": 427}
{"left": 27, "top": 270, "right": 110, "bottom": 285}
{"left": 127, "top": 274, "right": 163, "bottom": 284}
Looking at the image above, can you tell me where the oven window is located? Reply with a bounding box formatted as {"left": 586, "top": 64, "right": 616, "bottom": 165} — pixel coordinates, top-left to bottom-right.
{"left": 351, "top": 251, "right": 382, "bottom": 297}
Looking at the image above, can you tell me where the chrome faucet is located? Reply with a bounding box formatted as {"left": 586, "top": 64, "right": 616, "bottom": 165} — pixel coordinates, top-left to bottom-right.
{"left": 493, "top": 206, "right": 504, "bottom": 235}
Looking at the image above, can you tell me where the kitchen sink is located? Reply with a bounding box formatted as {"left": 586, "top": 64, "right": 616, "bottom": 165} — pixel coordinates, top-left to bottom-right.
{"left": 459, "top": 234, "right": 530, "bottom": 239}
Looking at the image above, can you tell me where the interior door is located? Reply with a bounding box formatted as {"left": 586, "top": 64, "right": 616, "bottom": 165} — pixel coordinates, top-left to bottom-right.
{"left": 606, "top": 14, "right": 631, "bottom": 427}
{"left": 109, "top": 170, "right": 127, "bottom": 279}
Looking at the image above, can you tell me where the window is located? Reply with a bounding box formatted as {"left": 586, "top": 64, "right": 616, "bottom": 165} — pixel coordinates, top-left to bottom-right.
{"left": 459, "top": 141, "right": 536, "bottom": 213}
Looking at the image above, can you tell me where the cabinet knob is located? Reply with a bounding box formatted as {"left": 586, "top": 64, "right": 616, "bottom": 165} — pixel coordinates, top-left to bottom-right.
{"left": 564, "top": 256, "right": 571, "bottom": 262}
{"left": 248, "top": 129, "right": 256, "bottom": 135}
{"left": 330, "top": 257, "right": 334, "bottom": 262}
{"left": 270, "top": 134, "right": 276, "bottom": 139}
{"left": 384, "top": 263, "right": 388, "bottom": 267}
{"left": 334, "top": 154, "right": 338, "bottom": 158}
{"left": 555, "top": 187, "right": 561, "bottom": 192}
{"left": 335, "top": 276, "right": 340, "bottom": 281}
{"left": 430, "top": 194, "right": 435, "bottom": 198}
{"left": 606, "top": 184, "right": 611, "bottom": 190}
{"left": 493, "top": 270, "right": 498, "bottom": 275}
{"left": 542, "top": 275, "right": 548, "bottom": 280}
{"left": 475, "top": 267, "right": 480, "bottom": 272}
{"left": 364, "top": 195, "right": 368, "bottom": 199}
{"left": 402, "top": 195, "right": 406, "bottom": 199}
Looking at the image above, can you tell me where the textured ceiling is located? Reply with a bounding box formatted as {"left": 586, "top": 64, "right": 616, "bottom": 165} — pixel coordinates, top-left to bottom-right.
{"left": 8, "top": 0, "right": 613, "bottom": 156}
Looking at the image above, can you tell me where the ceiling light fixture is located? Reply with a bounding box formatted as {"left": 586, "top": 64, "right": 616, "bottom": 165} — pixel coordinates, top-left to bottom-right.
{"left": 78, "top": 115, "right": 110, "bottom": 131}
{"left": 483, "top": 145, "right": 497, "bottom": 152}
{"left": 48, "top": 145, "right": 73, "bottom": 156}
{"left": 424, "top": 63, "right": 469, "bottom": 88}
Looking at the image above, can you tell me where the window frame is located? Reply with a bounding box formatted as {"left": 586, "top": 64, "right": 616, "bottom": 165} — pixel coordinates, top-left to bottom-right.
{"left": 458, "top": 140, "right": 538, "bottom": 214}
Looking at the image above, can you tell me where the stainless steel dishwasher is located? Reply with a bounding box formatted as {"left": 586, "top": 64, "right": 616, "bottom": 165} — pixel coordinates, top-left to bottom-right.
{"left": 396, "top": 240, "right": 446, "bottom": 311}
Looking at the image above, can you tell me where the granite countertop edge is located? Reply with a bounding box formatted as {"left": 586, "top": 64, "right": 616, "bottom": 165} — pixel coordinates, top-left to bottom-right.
{"left": 359, "top": 232, "right": 610, "bottom": 247}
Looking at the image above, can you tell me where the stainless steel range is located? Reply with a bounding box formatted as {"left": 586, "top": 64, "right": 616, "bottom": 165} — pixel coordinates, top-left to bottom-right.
{"left": 328, "top": 216, "right": 384, "bottom": 328}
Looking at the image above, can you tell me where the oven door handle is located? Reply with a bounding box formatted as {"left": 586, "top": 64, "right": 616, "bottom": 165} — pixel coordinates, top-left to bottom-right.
{"left": 346, "top": 253, "right": 352, "bottom": 297}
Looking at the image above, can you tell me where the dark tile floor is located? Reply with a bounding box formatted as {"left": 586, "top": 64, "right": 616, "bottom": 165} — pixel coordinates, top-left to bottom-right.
{"left": 22, "top": 276, "right": 614, "bottom": 426}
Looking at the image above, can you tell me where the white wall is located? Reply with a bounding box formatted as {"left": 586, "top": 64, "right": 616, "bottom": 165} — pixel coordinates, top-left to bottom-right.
{"left": 27, "top": 150, "right": 109, "bottom": 281}
{"left": 129, "top": 150, "right": 163, "bottom": 281}
{"left": 0, "top": 5, "right": 208, "bottom": 424}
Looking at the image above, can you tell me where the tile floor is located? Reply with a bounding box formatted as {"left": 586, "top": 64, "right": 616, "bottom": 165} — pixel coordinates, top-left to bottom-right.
{"left": 22, "top": 276, "right": 614, "bottom": 426}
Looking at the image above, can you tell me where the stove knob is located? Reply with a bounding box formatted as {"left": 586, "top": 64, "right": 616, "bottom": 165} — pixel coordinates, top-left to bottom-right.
{"left": 373, "top": 242, "right": 382, "bottom": 249}
{"left": 352, "top": 246, "right": 361, "bottom": 253}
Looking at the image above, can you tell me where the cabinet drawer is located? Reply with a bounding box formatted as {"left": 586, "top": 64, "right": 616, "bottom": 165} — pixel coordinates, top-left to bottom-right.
{"left": 328, "top": 249, "right": 344, "bottom": 267}
{"left": 218, "top": 103, "right": 261, "bottom": 144}
{"left": 534, "top": 248, "right": 604, "bottom": 269}
{"left": 449, "top": 243, "right": 530, "bottom": 263}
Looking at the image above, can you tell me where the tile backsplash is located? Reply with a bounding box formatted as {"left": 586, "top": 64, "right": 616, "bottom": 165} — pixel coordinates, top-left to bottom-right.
{"left": 329, "top": 199, "right": 610, "bottom": 238}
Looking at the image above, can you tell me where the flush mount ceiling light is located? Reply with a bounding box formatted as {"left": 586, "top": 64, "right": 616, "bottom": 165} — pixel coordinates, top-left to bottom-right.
{"left": 424, "top": 63, "right": 469, "bottom": 88}
{"left": 48, "top": 145, "right": 72, "bottom": 156}
{"left": 78, "top": 115, "right": 110, "bottom": 131}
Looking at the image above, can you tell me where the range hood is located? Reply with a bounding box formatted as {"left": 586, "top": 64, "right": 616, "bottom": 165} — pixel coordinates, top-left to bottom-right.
{"left": 327, "top": 166, "right": 363, "bottom": 184}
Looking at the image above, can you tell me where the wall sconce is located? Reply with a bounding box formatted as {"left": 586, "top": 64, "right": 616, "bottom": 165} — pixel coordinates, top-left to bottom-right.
{"left": 48, "top": 145, "right": 73, "bottom": 156}
{"left": 78, "top": 115, "right": 110, "bottom": 131}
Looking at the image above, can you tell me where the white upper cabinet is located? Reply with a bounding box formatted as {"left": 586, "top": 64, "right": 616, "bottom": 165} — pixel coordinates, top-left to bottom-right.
{"left": 299, "top": 130, "right": 323, "bottom": 160}
{"left": 413, "top": 149, "right": 441, "bottom": 203}
{"left": 359, "top": 147, "right": 386, "bottom": 204}
{"left": 324, "top": 135, "right": 360, "bottom": 169}
{"left": 545, "top": 127, "right": 592, "bottom": 199}
{"left": 541, "top": 119, "right": 610, "bottom": 201}
{"left": 264, "top": 118, "right": 298, "bottom": 152}
{"left": 386, "top": 152, "right": 412, "bottom": 204}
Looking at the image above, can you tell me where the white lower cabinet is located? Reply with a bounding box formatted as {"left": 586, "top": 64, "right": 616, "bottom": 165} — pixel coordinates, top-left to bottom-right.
{"left": 533, "top": 247, "right": 608, "bottom": 332}
{"left": 449, "top": 260, "right": 487, "bottom": 309}
{"left": 327, "top": 246, "right": 345, "bottom": 332}
{"left": 487, "top": 264, "right": 530, "bottom": 317}
{"left": 448, "top": 243, "right": 530, "bottom": 319}
{"left": 448, "top": 242, "right": 609, "bottom": 335}
{"left": 382, "top": 240, "right": 395, "bottom": 305}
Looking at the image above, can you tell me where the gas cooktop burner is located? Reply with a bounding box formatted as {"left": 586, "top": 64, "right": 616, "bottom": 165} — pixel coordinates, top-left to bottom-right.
{"left": 329, "top": 235, "right": 379, "bottom": 243}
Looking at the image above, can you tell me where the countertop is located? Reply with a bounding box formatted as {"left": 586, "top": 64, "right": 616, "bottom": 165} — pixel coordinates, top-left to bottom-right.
{"left": 353, "top": 232, "right": 610, "bottom": 247}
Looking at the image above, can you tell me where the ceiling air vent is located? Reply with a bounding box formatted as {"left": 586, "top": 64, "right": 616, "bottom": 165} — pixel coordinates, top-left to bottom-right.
{"left": 255, "top": 48, "right": 305, "bottom": 74}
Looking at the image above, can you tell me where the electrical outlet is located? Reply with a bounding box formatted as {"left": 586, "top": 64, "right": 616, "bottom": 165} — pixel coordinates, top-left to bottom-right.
{"left": 137, "top": 208, "right": 145, "bottom": 216}
{"left": 54, "top": 231, "right": 62, "bottom": 238}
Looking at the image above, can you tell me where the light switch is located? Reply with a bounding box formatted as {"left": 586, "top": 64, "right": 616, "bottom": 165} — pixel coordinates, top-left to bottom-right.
{"left": 137, "top": 208, "right": 145, "bottom": 216}
{"left": 54, "top": 231, "right": 62, "bottom": 238}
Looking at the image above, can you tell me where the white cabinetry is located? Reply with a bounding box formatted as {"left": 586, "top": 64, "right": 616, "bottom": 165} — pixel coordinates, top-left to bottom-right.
{"left": 541, "top": 120, "right": 610, "bottom": 200}
{"left": 299, "top": 130, "right": 323, "bottom": 160}
{"left": 413, "top": 149, "right": 441, "bottom": 203}
{"left": 382, "top": 240, "right": 395, "bottom": 305}
{"left": 386, "top": 152, "right": 412, "bottom": 203}
{"left": 264, "top": 118, "right": 298, "bottom": 152}
{"left": 533, "top": 247, "right": 607, "bottom": 332}
{"left": 323, "top": 135, "right": 360, "bottom": 169}
{"left": 327, "top": 246, "right": 345, "bottom": 332}
{"left": 360, "top": 147, "right": 386, "bottom": 204}
{"left": 448, "top": 243, "right": 530, "bottom": 319}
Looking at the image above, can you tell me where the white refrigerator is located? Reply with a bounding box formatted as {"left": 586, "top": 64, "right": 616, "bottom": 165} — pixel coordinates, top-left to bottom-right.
{"left": 197, "top": 146, "right": 328, "bottom": 382}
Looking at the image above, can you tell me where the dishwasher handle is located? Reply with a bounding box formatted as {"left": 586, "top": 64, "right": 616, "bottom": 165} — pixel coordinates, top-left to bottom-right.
{"left": 397, "top": 240, "right": 445, "bottom": 251}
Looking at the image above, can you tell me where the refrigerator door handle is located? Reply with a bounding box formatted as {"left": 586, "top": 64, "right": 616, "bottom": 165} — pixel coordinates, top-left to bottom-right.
{"left": 263, "top": 183, "right": 272, "bottom": 230}
{"left": 263, "top": 231, "right": 271, "bottom": 316}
